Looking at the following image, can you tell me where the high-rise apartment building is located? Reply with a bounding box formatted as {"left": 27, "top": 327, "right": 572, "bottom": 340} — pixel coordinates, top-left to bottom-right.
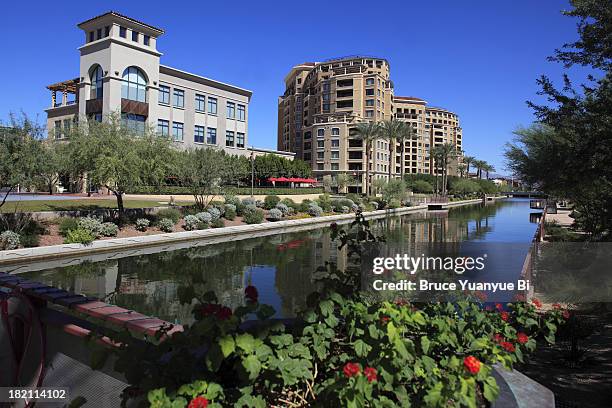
{"left": 278, "top": 56, "right": 463, "bottom": 192}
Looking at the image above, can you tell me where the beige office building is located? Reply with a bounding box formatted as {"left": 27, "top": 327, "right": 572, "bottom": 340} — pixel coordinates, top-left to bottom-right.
{"left": 278, "top": 56, "right": 463, "bottom": 192}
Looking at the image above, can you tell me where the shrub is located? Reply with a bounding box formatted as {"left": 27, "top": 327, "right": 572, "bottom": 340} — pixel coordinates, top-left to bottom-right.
{"left": 156, "top": 208, "right": 181, "bottom": 224}
{"left": 410, "top": 179, "right": 434, "bottom": 194}
{"left": 267, "top": 208, "right": 283, "bottom": 221}
{"left": 99, "top": 222, "right": 119, "bottom": 237}
{"left": 280, "top": 197, "right": 298, "bottom": 209}
{"left": 243, "top": 205, "right": 264, "bottom": 224}
{"left": 275, "top": 203, "right": 289, "bottom": 216}
{"left": 388, "top": 199, "right": 401, "bottom": 209}
{"left": 264, "top": 195, "right": 281, "bottom": 209}
{"left": 224, "top": 204, "right": 237, "bottom": 220}
{"left": 307, "top": 203, "right": 323, "bottom": 217}
{"left": 0, "top": 231, "right": 20, "bottom": 250}
{"left": 345, "top": 193, "right": 362, "bottom": 204}
{"left": 207, "top": 207, "right": 222, "bottom": 221}
{"left": 183, "top": 215, "right": 201, "bottom": 231}
{"left": 351, "top": 203, "right": 360, "bottom": 212}
{"left": 209, "top": 201, "right": 226, "bottom": 216}
{"left": 341, "top": 206, "right": 350, "bottom": 213}
{"left": 316, "top": 193, "right": 333, "bottom": 212}
{"left": 135, "top": 218, "right": 150, "bottom": 232}
{"left": 20, "top": 234, "right": 40, "bottom": 248}
{"left": 298, "top": 199, "right": 312, "bottom": 213}
{"left": 371, "top": 198, "right": 386, "bottom": 210}
{"left": 223, "top": 195, "right": 241, "bottom": 207}
{"left": 78, "top": 216, "right": 102, "bottom": 237}
{"left": 196, "top": 212, "right": 212, "bottom": 224}
{"left": 158, "top": 218, "right": 175, "bottom": 232}
{"left": 64, "top": 228, "right": 95, "bottom": 245}
{"left": 333, "top": 198, "right": 355, "bottom": 212}
{"left": 255, "top": 200, "right": 264, "bottom": 208}
{"left": 59, "top": 217, "right": 79, "bottom": 237}
{"left": 211, "top": 218, "right": 225, "bottom": 228}
{"left": 242, "top": 197, "right": 256, "bottom": 207}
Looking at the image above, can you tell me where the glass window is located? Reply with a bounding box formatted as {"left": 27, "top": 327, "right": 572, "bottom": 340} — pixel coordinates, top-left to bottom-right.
{"left": 121, "top": 113, "right": 146, "bottom": 133}
{"left": 208, "top": 97, "right": 217, "bottom": 114}
{"left": 331, "top": 139, "right": 340, "bottom": 147}
{"left": 237, "top": 104, "right": 245, "bottom": 121}
{"left": 94, "top": 113, "right": 102, "bottom": 122}
{"left": 317, "top": 163, "right": 324, "bottom": 170}
{"left": 121, "top": 66, "right": 147, "bottom": 102}
{"left": 365, "top": 89, "right": 374, "bottom": 96}
{"left": 331, "top": 151, "right": 340, "bottom": 159}
{"left": 143, "top": 35, "right": 150, "bottom": 46}
{"left": 317, "top": 129, "right": 324, "bottom": 137}
{"left": 173, "top": 89, "right": 184, "bottom": 108}
{"left": 63, "top": 119, "right": 71, "bottom": 133}
{"left": 172, "top": 122, "right": 184, "bottom": 141}
{"left": 227, "top": 102, "right": 235, "bottom": 119}
{"left": 132, "top": 30, "right": 139, "bottom": 42}
{"left": 54, "top": 120, "right": 62, "bottom": 139}
{"left": 331, "top": 163, "right": 339, "bottom": 170}
{"left": 366, "top": 99, "right": 374, "bottom": 106}
{"left": 119, "top": 27, "right": 126, "bottom": 38}
{"left": 366, "top": 78, "right": 375, "bottom": 85}
{"left": 158, "top": 85, "right": 170, "bottom": 104}
{"left": 97, "top": 28, "right": 102, "bottom": 40}
{"left": 194, "top": 125, "right": 205, "bottom": 143}
{"left": 207, "top": 128, "right": 217, "bottom": 144}
{"left": 226, "top": 131, "right": 235, "bottom": 147}
{"left": 237, "top": 132, "right": 245, "bottom": 148}
{"left": 104, "top": 26, "right": 110, "bottom": 37}
{"left": 88, "top": 31, "right": 94, "bottom": 42}
{"left": 332, "top": 128, "right": 340, "bottom": 135}
{"left": 157, "top": 119, "right": 169, "bottom": 136}
{"left": 365, "top": 110, "right": 374, "bottom": 118}
{"left": 90, "top": 65, "right": 104, "bottom": 100}
{"left": 195, "top": 94, "right": 205, "bottom": 111}
{"left": 317, "top": 140, "right": 324, "bottom": 148}
{"left": 317, "top": 152, "right": 324, "bottom": 160}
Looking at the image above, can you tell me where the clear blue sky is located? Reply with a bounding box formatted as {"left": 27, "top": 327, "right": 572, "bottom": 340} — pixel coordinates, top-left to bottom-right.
{"left": 0, "top": 0, "right": 588, "bottom": 174}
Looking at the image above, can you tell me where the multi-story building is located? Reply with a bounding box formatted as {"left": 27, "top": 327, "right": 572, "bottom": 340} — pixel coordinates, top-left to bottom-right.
{"left": 46, "top": 11, "right": 292, "bottom": 161}
{"left": 278, "top": 56, "right": 463, "bottom": 192}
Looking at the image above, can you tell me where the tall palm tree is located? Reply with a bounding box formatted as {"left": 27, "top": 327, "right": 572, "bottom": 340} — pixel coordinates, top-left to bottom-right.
{"left": 462, "top": 155, "right": 475, "bottom": 178}
{"left": 432, "top": 143, "right": 457, "bottom": 195}
{"left": 457, "top": 163, "right": 467, "bottom": 178}
{"left": 353, "top": 121, "right": 381, "bottom": 196}
{"left": 379, "top": 119, "right": 405, "bottom": 180}
{"left": 395, "top": 122, "right": 417, "bottom": 180}
{"left": 483, "top": 163, "right": 495, "bottom": 180}
{"left": 473, "top": 160, "right": 486, "bottom": 179}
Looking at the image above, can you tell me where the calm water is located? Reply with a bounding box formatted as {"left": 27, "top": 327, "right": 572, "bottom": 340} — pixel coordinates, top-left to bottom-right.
{"left": 20, "top": 199, "right": 539, "bottom": 323}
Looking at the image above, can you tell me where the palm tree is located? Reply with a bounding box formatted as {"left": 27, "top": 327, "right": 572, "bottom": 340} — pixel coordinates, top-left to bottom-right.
{"left": 431, "top": 143, "right": 457, "bottom": 195}
{"left": 483, "top": 163, "right": 495, "bottom": 180}
{"left": 473, "top": 160, "right": 486, "bottom": 179}
{"left": 379, "top": 119, "right": 405, "bottom": 180}
{"left": 462, "top": 155, "right": 475, "bottom": 178}
{"left": 353, "top": 122, "right": 381, "bottom": 196}
{"left": 395, "top": 122, "right": 417, "bottom": 180}
{"left": 457, "top": 163, "right": 467, "bottom": 178}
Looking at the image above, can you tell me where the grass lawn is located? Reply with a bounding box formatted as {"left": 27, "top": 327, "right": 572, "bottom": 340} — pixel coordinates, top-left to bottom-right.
{"left": 0, "top": 199, "right": 193, "bottom": 213}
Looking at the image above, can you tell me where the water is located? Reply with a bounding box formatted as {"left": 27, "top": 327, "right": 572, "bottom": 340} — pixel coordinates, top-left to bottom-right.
{"left": 19, "top": 199, "right": 539, "bottom": 323}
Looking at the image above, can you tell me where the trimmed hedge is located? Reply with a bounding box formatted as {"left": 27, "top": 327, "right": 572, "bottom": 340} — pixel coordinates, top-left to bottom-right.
{"left": 127, "top": 186, "right": 323, "bottom": 195}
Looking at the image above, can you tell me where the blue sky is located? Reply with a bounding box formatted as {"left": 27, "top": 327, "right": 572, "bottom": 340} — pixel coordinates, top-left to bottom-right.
{"left": 0, "top": 0, "right": 588, "bottom": 174}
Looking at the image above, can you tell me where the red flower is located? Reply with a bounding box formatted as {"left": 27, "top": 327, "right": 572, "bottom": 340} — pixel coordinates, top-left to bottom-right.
{"left": 493, "top": 333, "right": 504, "bottom": 343}
{"left": 517, "top": 333, "right": 529, "bottom": 344}
{"left": 463, "top": 356, "right": 481, "bottom": 374}
{"left": 363, "top": 367, "right": 378, "bottom": 383}
{"left": 245, "top": 285, "right": 259, "bottom": 303}
{"left": 217, "top": 306, "right": 232, "bottom": 320}
{"left": 495, "top": 303, "right": 503, "bottom": 311}
{"left": 343, "top": 362, "right": 361, "bottom": 378}
{"left": 563, "top": 310, "right": 571, "bottom": 319}
{"left": 380, "top": 316, "right": 390, "bottom": 324}
{"left": 188, "top": 396, "right": 209, "bottom": 408}
{"left": 500, "top": 311, "right": 510, "bottom": 322}
{"left": 532, "top": 298, "right": 542, "bottom": 309}
{"left": 552, "top": 303, "right": 561, "bottom": 310}
{"left": 198, "top": 303, "right": 232, "bottom": 320}
{"left": 501, "top": 341, "right": 516, "bottom": 352}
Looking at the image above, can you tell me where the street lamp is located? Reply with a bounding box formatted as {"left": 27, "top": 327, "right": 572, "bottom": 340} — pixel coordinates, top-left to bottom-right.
{"left": 250, "top": 149, "right": 255, "bottom": 197}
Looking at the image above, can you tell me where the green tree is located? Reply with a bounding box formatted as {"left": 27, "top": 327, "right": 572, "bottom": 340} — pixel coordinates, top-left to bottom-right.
{"left": 372, "top": 177, "right": 387, "bottom": 195}
{"left": 335, "top": 173, "right": 350, "bottom": 194}
{"left": 462, "top": 155, "right": 476, "bottom": 177}
{"left": 472, "top": 159, "right": 486, "bottom": 179}
{"left": 432, "top": 143, "right": 457, "bottom": 195}
{"left": 382, "top": 178, "right": 407, "bottom": 202}
{"left": 177, "top": 148, "right": 232, "bottom": 210}
{"left": 379, "top": 119, "right": 405, "bottom": 179}
{"left": 482, "top": 163, "right": 495, "bottom": 180}
{"left": 353, "top": 122, "right": 381, "bottom": 195}
{"left": 410, "top": 179, "right": 434, "bottom": 194}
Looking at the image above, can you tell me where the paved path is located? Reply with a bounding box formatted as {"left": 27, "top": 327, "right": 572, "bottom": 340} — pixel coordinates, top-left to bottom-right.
{"left": 546, "top": 210, "right": 574, "bottom": 227}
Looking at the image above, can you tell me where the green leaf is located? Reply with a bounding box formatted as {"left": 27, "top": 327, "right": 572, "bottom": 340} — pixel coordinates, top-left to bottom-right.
{"left": 421, "top": 336, "right": 431, "bottom": 354}
{"left": 236, "top": 333, "right": 256, "bottom": 353}
{"left": 219, "top": 336, "right": 235, "bottom": 358}
{"left": 242, "top": 355, "right": 262, "bottom": 380}
{"left": 423, "top": 382, "right": 443, "bottom": 406}
{"left": 483, "top": 378, "right": 500, "bottom": 402}
{"left": 354, "top": 339, "right": 371, "bottom": 357}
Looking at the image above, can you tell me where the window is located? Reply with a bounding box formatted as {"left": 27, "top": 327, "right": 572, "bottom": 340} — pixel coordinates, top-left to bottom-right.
{"left": 332, "top": 128, "right": 340, "bottom": 135}
{"left": 121, "top": 113, "right": 146, "bottom": 133}
{"left": 89, "top": 31, "right": 94, "bottom": 42}
{"left": 208, "top": 97, "right": 217, "bottom": 114}
{"left": 227, "top": 102, "right": 235, "bottom": 119}
{"left": 172, "top": 122, "right": 184, "bottom": 141}
{"left": 207, "top": 128, "right": 217, "bottom": 144}
{"left": 157, "top": 119, "right": 169, "bottom": 136}
{"left": 331, "top": 163, "right": 339, "bottom": 170}
{"left": 317, "top": 129, "right": 324, "bottom": 137}
{"left": 331, "top": 151, "right": 340, "bottom": 159}
{"left": 94, "top": 113, "right": 102, "bottom": 122}
{"left": 121, "top": 66, "right": 146, "bottom": 102}
{"left": 331, "top": 139, "right": 340, "bottom": 147}
{"left": 237, "top": 104, "right": 245, "bottom": 121}
{"left": 104, "top": 26, "right": 110, "bottom": 37}
{"left": 119, "top": 26, "right": 127, "bottom": 38}
{"left": 90, "top": 65, "right": 104, "bottom": 100}
{"left": 54, "top": 120, "right": 62, "bottom": 139}
{"left": 237, "top": 132, "right": 245, "bottom": 148}
{"left": 317, "top": 140, "right": 324, "bottom": 148}
{"left": 97, "top": 28, "right": 102, "bottom": 40}
{"left": 365, "top": 89, "right": 374, "bottom": 96}
{"left": 317, "top": 152, "right": 324, "bottom": 160}
{"left": 365, "top": 110, "right": 374, "bottom": 118}
{"left": 194, "top": 125, "right": 205, "bottom": 143}
{"left": 366, "top": 99, "right": 374, "bottom": 106}
{"left": 366, "top": 78, "right": 375, "bottom": 86}
{"left": 304, "top": 142, "right": 311, "bottom": 150}
{"left": 132, "top": 30, "right": 139, "bottom": 42}
{"left": 63, "top": 119, "right": 71, "bottom": 133}
{"left": 226, "top": 131, "right": 235, "bottom": 147}
{"left": 195, "top": 94, "right": 205, "bottom": 111}
{"left": 143, "top": 35, "right": 150, "bottom": 46}
{"left": 173, "top": 89, "right": 184, "bottom": 108}
{"left": 317, "top": 163, "right": 324, "bottom": 170}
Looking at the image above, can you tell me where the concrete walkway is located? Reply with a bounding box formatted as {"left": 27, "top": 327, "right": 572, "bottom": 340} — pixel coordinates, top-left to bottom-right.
{"left": 546, "top": 210, "right": 574, "bottom": 227}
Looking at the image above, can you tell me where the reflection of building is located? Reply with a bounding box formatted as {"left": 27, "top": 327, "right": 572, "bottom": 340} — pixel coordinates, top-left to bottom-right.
{"left": 278, "top": 56, "right": 464, "bottom": 191}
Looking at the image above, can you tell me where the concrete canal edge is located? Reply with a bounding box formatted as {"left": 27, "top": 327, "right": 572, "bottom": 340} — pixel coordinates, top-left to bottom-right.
{"left": 0, "top": 198, "right": 490, "bottom": 266}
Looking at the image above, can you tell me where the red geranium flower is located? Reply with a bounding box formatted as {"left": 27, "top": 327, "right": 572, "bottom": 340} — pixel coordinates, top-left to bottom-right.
{"left": 463, "top": 356, "right": 481, "bottom": 374}
{"left": 188, "top": 396, "right": 209, "bottom": 408}
{"left": 245, "top": 285, "right": 259, "bottom": 303}
{"left": 501, "top": 341, "right": 516, "bottom": 352}
{"left": 563, "top": 310, "right": 571, "bottom": 319}
{"left": 493, "top": 333, "right": 504, "bottom": 343}
{"left": 500, "top": 311, "right": 510, "bottom": 322}
{"left": 532, "top": 298, "right": 542, "bottom": 309}
{"left": 495, "top": 303, "right": 503, "bottom": 311}
{"left": 217, "top": 306, "right": 232, "bottom": 320}
{"left": 380, "top": 316, "right": 390, "bottom": 324}
{"left": 363, "top": 367, "right": 378, "bottom": 383}
{"left": 343, "top": 362, "right": 361, "bottom": 378}
{"left": 517, "top": 333, "right": 529, "bottom": 344}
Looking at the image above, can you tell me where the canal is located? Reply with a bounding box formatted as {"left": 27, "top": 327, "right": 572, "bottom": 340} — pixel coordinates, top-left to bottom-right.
{"left": 18, "top": 198, "right": 539, "bottom": 323}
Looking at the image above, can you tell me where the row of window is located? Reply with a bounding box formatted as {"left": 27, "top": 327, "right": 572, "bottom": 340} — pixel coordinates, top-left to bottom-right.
{"left": 157, "top": 119, "right": 245, "bottom": 147}
{"left": 87, "top": 26, "right": 150, "bottom": 46}
{"left": 158, "top": 86, "right": 246, "bottom": 120}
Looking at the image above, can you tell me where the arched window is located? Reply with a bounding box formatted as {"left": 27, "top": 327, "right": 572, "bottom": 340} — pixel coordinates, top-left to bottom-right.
{"left": 121, "top": 66, "right": 147, "bottom": 102}
{"left": 90, "top": 65, "right": 103, "bottom": 100}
